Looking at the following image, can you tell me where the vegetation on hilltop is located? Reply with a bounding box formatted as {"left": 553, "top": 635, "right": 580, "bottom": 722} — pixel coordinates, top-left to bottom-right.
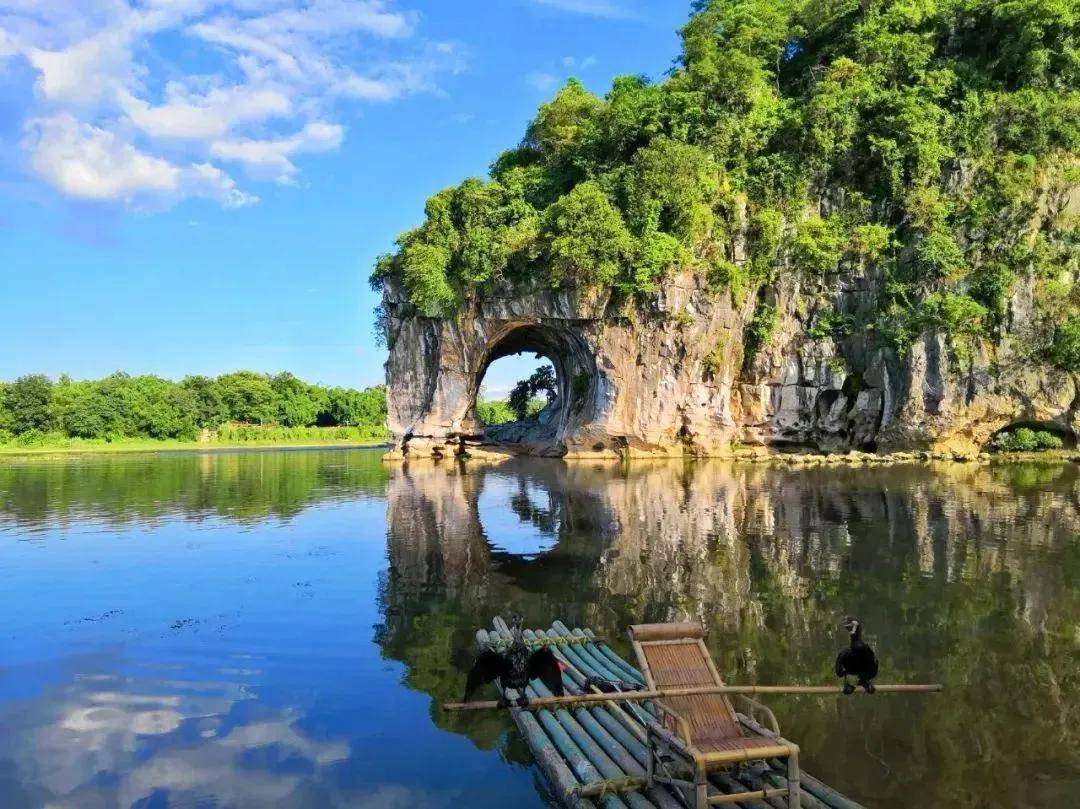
{"left": 372, "top": 0, "right": 1078, "bottom": 369}
{"left": 0, "top": 372, "right": 387, "bottom": 446}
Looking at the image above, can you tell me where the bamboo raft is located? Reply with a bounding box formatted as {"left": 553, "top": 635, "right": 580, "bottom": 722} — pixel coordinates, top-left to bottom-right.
{"left": 470, "top": 618, "right": 869, "bottom": 809}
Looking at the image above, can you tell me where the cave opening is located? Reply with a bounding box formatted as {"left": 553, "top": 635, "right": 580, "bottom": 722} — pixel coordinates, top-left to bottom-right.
{"left": 470, "top": 323, "right": 597, "bottom": 452}
{"left": 988, "top": 419, "right": 1077, "bottom": 450}
{"left": 476, "top": 353, "right": 557, "bottom": 427}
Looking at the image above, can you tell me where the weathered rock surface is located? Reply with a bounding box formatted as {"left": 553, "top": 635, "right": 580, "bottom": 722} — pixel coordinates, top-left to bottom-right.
{"left": 381, "top": 258, "right": 1079, "bottom": 459}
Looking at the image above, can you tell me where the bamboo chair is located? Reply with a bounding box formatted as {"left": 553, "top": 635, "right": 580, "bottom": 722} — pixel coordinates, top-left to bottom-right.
{"left": 629, "top": 622, "right": 801, "bottom": 808}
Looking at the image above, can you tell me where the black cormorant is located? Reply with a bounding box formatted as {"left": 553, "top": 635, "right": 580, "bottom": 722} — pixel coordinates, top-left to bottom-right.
{"left": 464, "top": 615, "right": 565, "bottom": 707}
{"left": 835, "top": 616, "right": 878, "bottom": 694}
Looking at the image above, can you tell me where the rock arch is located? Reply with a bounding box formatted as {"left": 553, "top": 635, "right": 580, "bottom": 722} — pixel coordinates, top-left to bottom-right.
{"left": 471, "top": 323, "right": 599, "bottom": 453}
{"left": 381, "top": 282, "right": 620, "bottom": 459}
{"left": 380, "top": 273, "right": 1080, "bottom": 459}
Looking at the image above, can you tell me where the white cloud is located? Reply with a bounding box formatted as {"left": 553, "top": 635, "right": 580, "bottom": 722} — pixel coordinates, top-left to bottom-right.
{"left": 119, "top": 84, "right": 292, "bottom": 140}
{"left": 0, "top": 1, "right": 454, "bottom": 209}
{"left": 531, "top": 0, "right": 632, "bottom": 19}
{"left": 24, "top": 114, "right": 257, "bottom": 207}
{"left": 528, "top": 55, "right": 597, "bottom": 93}
{"left": 210, "top": 121, "right": 343, "bottom": 183}
{"left": 562, "top": 55, "right": 597, "bottom": 70}
{"left": 527, "top": 71, "right": 559, "bottom": 92}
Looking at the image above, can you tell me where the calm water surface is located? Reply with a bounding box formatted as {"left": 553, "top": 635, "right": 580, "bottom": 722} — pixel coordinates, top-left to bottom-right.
{"left": 1, "top": 449, "right": 1078, "bottom": 808}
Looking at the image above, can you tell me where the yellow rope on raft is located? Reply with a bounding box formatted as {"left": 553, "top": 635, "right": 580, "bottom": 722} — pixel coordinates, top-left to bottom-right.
{"left": 574, "top": 775, "right": 648, "bottom": 798}
{"left": 484, "top": 634, "right": 601, "bottom": 650}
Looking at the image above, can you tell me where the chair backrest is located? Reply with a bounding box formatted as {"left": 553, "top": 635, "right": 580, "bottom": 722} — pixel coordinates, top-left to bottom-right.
{"left": 629, "top": 623, "right": 742, "bottom": 749}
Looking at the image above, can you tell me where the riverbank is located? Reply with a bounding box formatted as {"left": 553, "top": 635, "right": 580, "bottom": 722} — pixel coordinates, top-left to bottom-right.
{"left": 390, "top": 443, "right": 1080, "bottom": 466}
{"left": 0, "top": 434, "right": 389, "bottom": 458}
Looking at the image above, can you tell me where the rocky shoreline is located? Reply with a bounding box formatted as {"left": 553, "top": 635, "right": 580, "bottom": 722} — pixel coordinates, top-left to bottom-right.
{"left": 384, "top": 444, "right": 1080, "bottom": 466}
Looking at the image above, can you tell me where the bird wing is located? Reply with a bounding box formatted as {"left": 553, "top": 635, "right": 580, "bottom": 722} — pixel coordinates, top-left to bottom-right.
{"left": 866, "top": 647, "right": 879, "bottom": 680}
{"left": 526, "top": 648, "right": 565, "bottom": 697}
{"left": 463, "top": 650, "right": 510, "bottom": 702}
{"left": 835, "top": 649, "right": 850, "bottom": 677}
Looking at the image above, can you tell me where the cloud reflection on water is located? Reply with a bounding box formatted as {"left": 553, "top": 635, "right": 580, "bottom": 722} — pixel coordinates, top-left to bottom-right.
{"left": 0, "top": 655, "right": 357, "bottom": 808}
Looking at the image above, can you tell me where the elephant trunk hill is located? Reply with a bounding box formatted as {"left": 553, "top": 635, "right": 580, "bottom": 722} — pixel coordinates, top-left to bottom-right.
{"left": 373, "top": 0, "right": 1080, "bottom": 460}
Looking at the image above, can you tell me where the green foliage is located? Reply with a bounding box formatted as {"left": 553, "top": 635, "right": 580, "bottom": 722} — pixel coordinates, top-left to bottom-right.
{"left": 914, "top": 228, "right": 966, "bottom": 283}
{"left": 0, "top": 372, "right": 387, "bottom": 443}
{"left": 806, "top": 309, "right": 854, "bottom": 341}
{"left": 476, "top": 398, "right": 516, "bottom": 425}
{"left": 271, "top": 372, "right": 328, "bottom": 428}
{"left": 4, "top": 375, "right": 54, "bottom": 434}
{"left": 541, "top": 181, "right": 635, "bottom": 288}
{"left": 324, "top": 386, "right": 387, "bottom": 427}
{"left": 742, "top": 301, "right": 778, "bottom": 370}
{"left": 371, "top": 0, "right": 1079, "bottom": 364}
{"left": 878, "top": 286, "right": 995, "bottom": 362}
{"left": 991, "top": 427, "right": 1065, "bottom": 452}
{"left": 1050, "top": 316, "right": 1080, "bottom": 371}
{"left": 523, "top": 78, "right": 604, "bottom": 173}
{"left": 707, "top": 258, "right": 746, "bottom": 302}
{"left": 792, "top": 215, "right": 848, "bottom": 276}
{"left": 217, "top": 371, "right": 280, "bottom": 426}
{"left": 508, "top": 365, "right": 557, "bottom": 421}
{"left": 851, "top": 223, "right": 893, "bottom": 260}
{"left": 702, "top": 337, "right": 727, "bottom": 377}
{"left": 746, "top": 207, "right": 783, "bottom": 279}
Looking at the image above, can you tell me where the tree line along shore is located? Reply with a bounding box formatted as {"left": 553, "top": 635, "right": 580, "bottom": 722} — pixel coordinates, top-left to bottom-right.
{"left": 0, "top": 371, "right": 389, "bottom": 453}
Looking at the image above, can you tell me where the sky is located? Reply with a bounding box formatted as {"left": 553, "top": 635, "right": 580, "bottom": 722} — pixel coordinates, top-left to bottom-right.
{"left": 0, "top": 0, "right": 691, "bottom": 393}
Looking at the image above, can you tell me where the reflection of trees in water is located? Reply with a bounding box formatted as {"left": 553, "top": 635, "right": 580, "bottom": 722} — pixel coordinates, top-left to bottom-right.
{"left": 378, "top": 459, "right": 1080, "bottom": 809}
{"left": 0, "top": 450, "right": 389, "bottom": 530}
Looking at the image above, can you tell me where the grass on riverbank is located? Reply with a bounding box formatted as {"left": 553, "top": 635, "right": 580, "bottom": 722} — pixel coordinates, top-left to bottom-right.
{"left": 0, "top": 425, "right": 390, "bottom": 457}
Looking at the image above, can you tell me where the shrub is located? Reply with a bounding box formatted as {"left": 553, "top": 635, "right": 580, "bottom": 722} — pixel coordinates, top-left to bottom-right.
{"left": 1050, "top": 316, "right": 1080, "bottom": 371}
{"left": 476, "top": 399, "right": 516, "bottom": 425}
{"left": 4, "top": 375, "right": 54, "bottom": 434}
{"left": 1035, "top": 431, "right": 1064, "bottom": 450}
{"left": 742, "top": 302, "right": 778, "bottom": 371}
{"left": 991, "top": 428, "right": 1065, "bottom": 452}
{"left": 792, "top": 215, "right": 847, "bottom": 276}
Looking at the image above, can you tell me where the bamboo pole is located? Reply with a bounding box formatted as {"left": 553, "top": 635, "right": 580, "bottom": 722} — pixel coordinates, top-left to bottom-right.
{"left": 539, "top": 628, "right": 657, "bottom": 737}
{"left": 536, "top": 629, "right": 684, "bottom": 809}
{"left": 490, "top": 624, "right": 642, "bottom": 809}
{"left": 766, "top": 760, "right": 866, "bottom": 809}
{"left": 444, "top": 683, "right": 943, "bottom": 712}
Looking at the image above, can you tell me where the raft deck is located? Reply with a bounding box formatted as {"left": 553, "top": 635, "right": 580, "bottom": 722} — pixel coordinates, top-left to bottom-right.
{"left": 478, "top": 619, "right": 865, "bottom": 809}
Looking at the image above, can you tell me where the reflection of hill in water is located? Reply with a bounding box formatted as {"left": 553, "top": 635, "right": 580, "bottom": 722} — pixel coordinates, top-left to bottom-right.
{"left": 0, "top": 450, "right": 390, "bottom": 530}
{"left": 378, "top": 459, "right": 1080, "bottom": 809}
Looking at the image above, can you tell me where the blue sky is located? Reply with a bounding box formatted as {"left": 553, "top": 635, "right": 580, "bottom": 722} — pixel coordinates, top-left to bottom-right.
{"left": 0, "top": 0, "right": 689, "bottom": 393}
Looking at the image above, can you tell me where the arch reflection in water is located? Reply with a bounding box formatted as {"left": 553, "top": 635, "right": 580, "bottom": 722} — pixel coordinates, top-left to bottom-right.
{"left": 378, "top": 459, "right": 1080, "bottom": 809}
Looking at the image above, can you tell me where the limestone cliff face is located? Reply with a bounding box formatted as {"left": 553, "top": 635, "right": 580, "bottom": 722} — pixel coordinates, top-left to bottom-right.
{"left": 382, "top": 250, "right": 1079, "bottom": 459}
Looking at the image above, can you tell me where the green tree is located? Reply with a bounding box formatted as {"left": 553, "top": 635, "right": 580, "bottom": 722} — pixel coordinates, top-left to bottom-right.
{"left": 52, "top": 379, "right": 115, "bottom": 439}
{"left": 476, "top": 398, "right": 516, "bottom": 425}
{"left": 541, "top": 182, "right": 634, "bottom": 288}
{"left": 321, "top": 386, "right": 386, "bottom": 427}
{"left": 181, "top": 376, "right": 228, "bottom": 428}
{"left": 217, "top": 372, "right": 280, "bottom": 425}
{"left": 5, "top": 374, "right": 55, "bottom": 434}
{"left": 271, "top": 372, "right": 326, "bottom": 427}
{"left": 508, "top": 365, "right": 557, "bottom": 421}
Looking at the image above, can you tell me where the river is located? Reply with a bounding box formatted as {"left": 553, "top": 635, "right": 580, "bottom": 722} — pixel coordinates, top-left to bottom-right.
{"left": 0, "top": 449, "right": 1077, "bottom": 808}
